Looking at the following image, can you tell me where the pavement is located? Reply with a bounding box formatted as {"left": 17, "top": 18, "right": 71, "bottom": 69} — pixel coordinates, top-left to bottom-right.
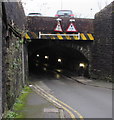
{"left": 20, "top": 90, "right": 64, "bottom": 119}
{"left": 71, "top": 76, "right": 113, "bottom": 90}
{"left": 54, "top": 69, "right": 113, "bottom": 90}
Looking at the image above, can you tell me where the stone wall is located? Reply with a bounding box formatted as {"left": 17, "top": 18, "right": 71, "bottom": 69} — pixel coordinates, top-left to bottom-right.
{"left": 112, "top": 2, "right": 114, "bottom": 83}
{"left": 91, "top": 2, "right": 113, "bottom": 82}
{"left": 0, "top": 2, "right": 2, "bottom": 119}
{"left": 2, "top": 2, "right": 27, "bottom": 116}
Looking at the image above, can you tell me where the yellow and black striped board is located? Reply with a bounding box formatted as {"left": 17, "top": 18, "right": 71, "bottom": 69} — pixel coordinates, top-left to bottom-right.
{"left": 25, "top": 32, "right": 94, "bottom": 41}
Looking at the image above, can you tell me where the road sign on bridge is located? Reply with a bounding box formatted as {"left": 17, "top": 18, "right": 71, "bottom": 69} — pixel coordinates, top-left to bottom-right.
{"left": 66, "top": 23, "right": 78, "bottom": 32}
{"left": 54, "top": 22, "right": 63, "bottom": 32}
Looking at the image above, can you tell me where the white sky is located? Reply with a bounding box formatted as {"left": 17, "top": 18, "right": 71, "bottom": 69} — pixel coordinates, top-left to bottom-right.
{"left": 21, "top": 0, "right": 113, "bottom": 18}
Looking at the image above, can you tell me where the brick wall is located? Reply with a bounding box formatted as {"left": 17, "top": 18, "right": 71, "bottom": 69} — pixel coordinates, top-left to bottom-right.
{"left": 27, "top": 17, "right": 94, "bottom": 33}
{"left": 91, "top": 2, "right": 113, "bottom": 82}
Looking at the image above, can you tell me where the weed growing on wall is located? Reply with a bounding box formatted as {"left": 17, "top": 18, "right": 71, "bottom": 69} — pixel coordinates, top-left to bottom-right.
{"left": 5, "top": 86, "right": 32, "bottom": 118}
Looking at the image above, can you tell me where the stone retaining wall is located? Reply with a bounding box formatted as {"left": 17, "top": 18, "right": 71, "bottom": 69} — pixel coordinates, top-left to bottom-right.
{"left": 91, "top": 1, "right": 113, "bottom": 82}
{"left": 0, "top": 2, "right": 2, "bottom": 119}
{"left": 2, "top": 1, "right": 27, "bottom": 116}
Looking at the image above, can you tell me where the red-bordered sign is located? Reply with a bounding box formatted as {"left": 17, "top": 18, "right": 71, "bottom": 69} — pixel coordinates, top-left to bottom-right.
{"left": 54, "top": 22, "right": 63, "bottom": 32}
{"left": 66, "top": 23, "right": 78, "bottom": 32}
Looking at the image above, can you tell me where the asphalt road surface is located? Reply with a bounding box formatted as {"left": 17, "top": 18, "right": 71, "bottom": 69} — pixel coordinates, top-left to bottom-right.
{"left": 30, "top": 70, "right": 112, "bottom": 119}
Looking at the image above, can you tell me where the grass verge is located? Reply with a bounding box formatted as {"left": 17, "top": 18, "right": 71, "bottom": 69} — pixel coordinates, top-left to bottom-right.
{"left": 5, "top": 86, "right": 32, "bottom": 118}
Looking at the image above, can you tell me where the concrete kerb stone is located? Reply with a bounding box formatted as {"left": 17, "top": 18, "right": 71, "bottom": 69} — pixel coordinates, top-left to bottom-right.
{"left": 53, "top": 70, "right": 113, "bottom": 90}
{"left": 53, "top": 70, "right": 86, "bottom": 85}
{"left": 73, "top": 77, "right": 113, "bottom": 90}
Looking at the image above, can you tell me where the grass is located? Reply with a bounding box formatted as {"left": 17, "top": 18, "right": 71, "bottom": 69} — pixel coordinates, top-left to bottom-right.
{"left": 5, "top": 86, "right": 32, "bottom": 118}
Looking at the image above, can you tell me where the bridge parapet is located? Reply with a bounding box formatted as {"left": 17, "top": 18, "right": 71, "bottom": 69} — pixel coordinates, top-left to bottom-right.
{"left": 27, "top": 17, "right": 94, "bottom": 32}
{"left": 26, "top": 17, "right": 94, "bottom": 41}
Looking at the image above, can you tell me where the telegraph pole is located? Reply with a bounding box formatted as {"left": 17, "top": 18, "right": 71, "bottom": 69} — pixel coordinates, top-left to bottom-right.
{"left": 61, "top": 0, "right": 63, "bottom": 10}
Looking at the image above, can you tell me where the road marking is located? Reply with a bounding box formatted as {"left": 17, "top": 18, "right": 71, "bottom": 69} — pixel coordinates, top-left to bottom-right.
{"left": 32, "top": 85, "right": 76, "bottom": 120}
{"left": 32, "top": 84, "right": 84, "bottom": 120}
{"left": 35, "top": 84, "right": 84, "bottom": 119}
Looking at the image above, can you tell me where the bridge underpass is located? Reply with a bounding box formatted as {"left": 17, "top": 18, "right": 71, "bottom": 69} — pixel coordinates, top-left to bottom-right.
{"left": 1, "top": 2, "right": 113, "bottom": 118}
{"left": 28, "top": 39, "right": 90, "bottom": 78}
{"left": 26, "top": 16, "right": 94, "bottom": 78}
{"left": 27, "top": 39, "right": 112, "bottom": 119}
{"left": 1, "top": 1, "right": 113, "bottom": 119}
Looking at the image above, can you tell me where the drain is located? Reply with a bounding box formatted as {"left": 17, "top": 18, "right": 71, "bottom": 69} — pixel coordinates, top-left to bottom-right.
{"left": 44, "top": 108, "right": 59, "bottom": 113}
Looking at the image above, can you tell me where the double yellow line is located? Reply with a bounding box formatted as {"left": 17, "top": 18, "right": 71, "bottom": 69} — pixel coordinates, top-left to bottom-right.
{"left": 31, "top": 84, "right": 84, "bottom": 120}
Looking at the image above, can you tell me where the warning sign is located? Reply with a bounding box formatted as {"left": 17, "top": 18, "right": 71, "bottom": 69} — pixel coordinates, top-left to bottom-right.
{"left": 54, "top": 22, "right": 63, "bottom": 32}
{"left": 66, "top": 23, "right": 78, "bottom": 32}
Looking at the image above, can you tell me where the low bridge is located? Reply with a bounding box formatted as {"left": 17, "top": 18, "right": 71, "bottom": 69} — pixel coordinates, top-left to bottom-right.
{"left": 1, "top": 1, "right": 113, "bottom": 118}
{"left": 26, "top": 17, "right": 94, "bottom": 40}
{"left": 26, "top": 17, "right": 95, "bottom": 77}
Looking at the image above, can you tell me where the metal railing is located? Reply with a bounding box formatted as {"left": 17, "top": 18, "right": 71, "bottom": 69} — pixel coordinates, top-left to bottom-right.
{"left": 39, "top": 32, "right": 80, "bottom": 39}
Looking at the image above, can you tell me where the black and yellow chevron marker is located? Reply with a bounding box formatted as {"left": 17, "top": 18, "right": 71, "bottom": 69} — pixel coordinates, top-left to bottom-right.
{"left": 50, "top": 35, "right": 56, "bottom": 39}
{"left": 25, "top": 32, "right": 94, "bottom": 41}
{"left": 80, "top": 33, "right": 94, "bottom": 40}
{"left": 73, "top": 33, "right": 79, "bottom": 40}
{"left": 31, "top": 32, "right": 38, "bottom": 39}
{"left": 25, "top": 33, "right": 30, "bottom": 39}
{"left": 80, "top": 33, "right": 87, "bottom": 40}
{"left": 87, "top": 33, "right": 94, "bottom": 40}
{"left": 56, "top": 33, "right": 64, "bottom": 40}
{"left": 25, "top": 32, "right": 38, "bottom": 39}
{"left": 64, "top": 33, "right": 72, "bottom": 40}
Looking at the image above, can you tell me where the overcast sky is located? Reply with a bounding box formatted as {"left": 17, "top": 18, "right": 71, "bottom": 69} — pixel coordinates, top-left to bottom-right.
{"left": 21, "top": 0, "right": 113, "bottom": 18}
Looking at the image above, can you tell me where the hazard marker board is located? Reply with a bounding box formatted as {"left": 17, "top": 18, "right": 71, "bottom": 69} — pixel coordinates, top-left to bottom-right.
{"left": 66, "top": 23, "right": 78, "bottom": 32}
{"left": 54, "top": 22, "right": 63, "bottom": 32}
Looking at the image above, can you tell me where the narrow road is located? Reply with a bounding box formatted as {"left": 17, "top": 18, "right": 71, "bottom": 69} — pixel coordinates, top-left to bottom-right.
{"left": 30, "top": 70, "right": 112, "bottom": 119}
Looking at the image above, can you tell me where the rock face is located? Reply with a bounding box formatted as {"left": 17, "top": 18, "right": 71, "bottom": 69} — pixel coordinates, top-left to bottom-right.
{"left": 91, "top": 1, "right": 113, "bottom": 82}
{"left": 1, "top": 1, "right": 27, "bottom": 116}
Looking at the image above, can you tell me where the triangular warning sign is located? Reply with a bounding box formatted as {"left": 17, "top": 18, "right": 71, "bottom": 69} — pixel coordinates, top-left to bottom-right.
{"left": 66, "top": 23, "right": 78, "bottom": 32}
{"left": 54, "top": 22, "right": 63, "bottom": 32}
